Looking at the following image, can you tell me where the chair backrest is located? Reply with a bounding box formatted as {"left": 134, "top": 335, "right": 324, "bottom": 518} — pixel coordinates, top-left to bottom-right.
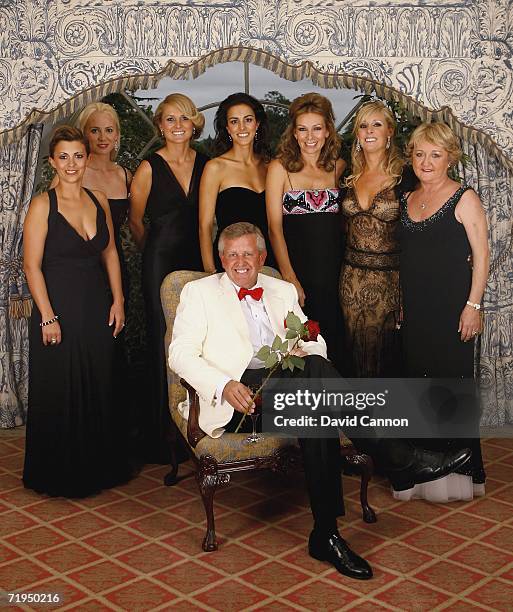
{"left": 161, "top": 267, "right": 282, "bottom": 413}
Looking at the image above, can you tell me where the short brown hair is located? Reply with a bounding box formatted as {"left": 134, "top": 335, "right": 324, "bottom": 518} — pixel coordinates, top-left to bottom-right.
{"left": 406, "top": 122, "right": 462, "bottom": 165}
{"left": 153, "top": 93, "right": 205, "bottom": 140}
{"left": 218, "top": 222, "right": 266, "bottom": 254}
{"left": 49, "top": 125, "right": 89, "bottom": 158}
{"left": 277, "top": 92, "right": 341, "bottom": 173}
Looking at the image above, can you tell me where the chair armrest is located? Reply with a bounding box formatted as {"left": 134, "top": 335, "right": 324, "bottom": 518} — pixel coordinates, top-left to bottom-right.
{"left": 180, "top": 379, "right": 207, "bottom": 448}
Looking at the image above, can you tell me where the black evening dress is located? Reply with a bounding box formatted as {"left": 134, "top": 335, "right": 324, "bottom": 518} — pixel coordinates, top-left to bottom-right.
{"left": 23, "top": 188, "right": 133, "bottom": 498}
{"left": 282, "top": 185, "right": 345, "bottom": 371}
{"left": 107, "top": 166, "right": 130, "bottom": 302}
{"left": 142, "top": 151, "right": 208, "bottom": 463}
{"left": 397, "top": 185, "right": 485, "bottom": 501}
{"left": 339, "top": 187, "right": 401, "bottom": 377}
{"left": 213, "top": 187, "right": 276, "bottom": 271}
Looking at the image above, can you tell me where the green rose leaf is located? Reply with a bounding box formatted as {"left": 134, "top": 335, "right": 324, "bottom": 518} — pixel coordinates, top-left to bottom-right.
{"left": 272, "top": 335, "right": 282, "bottom": 351}
{"left": 285, "top": 312, "right": 302, "bottom": 332}
{"left": 285, "top": 329, "right": 298, "bottom": 339}
{"left": 265, "top": 353, "right": 279, "bottom": 369}
{"left": 290, "top": 355, "right": 305, "bottom": 370}
{"left": 281, "top": 339, "right": 289, "bottom": 352}
{"left": 256, "top": 346, "right": 271, "bottom": 361}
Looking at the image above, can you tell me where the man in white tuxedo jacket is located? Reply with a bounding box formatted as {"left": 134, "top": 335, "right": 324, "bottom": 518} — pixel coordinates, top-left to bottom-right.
{"left": 169, "top": 222, "right": 471, "bottom": 581}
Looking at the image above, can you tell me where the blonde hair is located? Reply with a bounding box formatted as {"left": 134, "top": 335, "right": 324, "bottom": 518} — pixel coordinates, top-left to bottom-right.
{"left": 76, "top": 102, "right": 121, "bottom": 161}
{"left": 277, "top": 93, "right": 341, "bottom": 173}
{"left": 406, "top": 122, "right": 462, "bottom": 165}
{"left": 153, "top": 93, "right": 205, "bottom": 140}
{"left": 346, "top": 101, "right": 403, "bottom": 188}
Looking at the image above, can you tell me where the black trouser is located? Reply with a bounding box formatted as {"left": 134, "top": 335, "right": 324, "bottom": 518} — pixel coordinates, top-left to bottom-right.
{"left": 225, "top": 355, "right": 421, "bottom": 531}
{"left": 224, "top": 356, "right": 345, "bottom": 533}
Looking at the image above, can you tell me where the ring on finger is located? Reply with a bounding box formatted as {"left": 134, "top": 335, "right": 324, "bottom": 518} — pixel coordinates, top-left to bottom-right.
{"left": 50, "top": 338, "right": 57, "bottom": 344}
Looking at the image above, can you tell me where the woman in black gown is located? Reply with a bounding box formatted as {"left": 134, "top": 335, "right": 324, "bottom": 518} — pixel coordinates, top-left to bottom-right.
{"left": 266, "top": 93, "right": 346, "bottom": 371}
{"left": 52, "top": 103, "right": 132, "bottom": 297}
{"left": 199, "top": 93, "right": 276, "bottom": 273}
{"left": 76, "top": 103, "right": 132, "bottom": 299}
{"left": 398, "top": 122, "right": 489, "bottom": 502}
{"left": 129, "top": 93, "right": 208, "bottom": 463}
{"left": 23, "top": 126, "right": 132, "bottom": 497}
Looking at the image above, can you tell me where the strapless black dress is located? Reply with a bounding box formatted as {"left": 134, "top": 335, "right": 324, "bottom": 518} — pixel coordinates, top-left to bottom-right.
{"left": 213, "top": 187, "right": 276, "bottom": 271}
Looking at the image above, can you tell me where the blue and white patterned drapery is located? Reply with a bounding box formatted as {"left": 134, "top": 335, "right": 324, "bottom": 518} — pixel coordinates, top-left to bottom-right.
{"left": 0, "top": 0, "right": 512, "bottom": 427}
{"left": 461, "top": 142, "right": 513, "bottom": 426}
{"left": 0, "top": 124, "right": 42, "bottom": 428}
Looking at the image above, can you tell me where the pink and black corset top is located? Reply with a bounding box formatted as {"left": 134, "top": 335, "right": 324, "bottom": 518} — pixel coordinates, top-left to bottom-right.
{"left": 282, "top": 188, "right": 340, "bottom": 215}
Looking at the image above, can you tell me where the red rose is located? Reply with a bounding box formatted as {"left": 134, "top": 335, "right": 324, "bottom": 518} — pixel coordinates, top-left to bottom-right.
{"left": 303, "top": 319, "right": 320, "bottom": 342}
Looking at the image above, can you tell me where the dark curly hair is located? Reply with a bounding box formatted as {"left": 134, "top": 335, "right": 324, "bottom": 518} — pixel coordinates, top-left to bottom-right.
{"left": 49, "top": 125, "right": 89, "bottom": 158}
{"left": 213, "top": 93, "right": 271, "bottom": 161}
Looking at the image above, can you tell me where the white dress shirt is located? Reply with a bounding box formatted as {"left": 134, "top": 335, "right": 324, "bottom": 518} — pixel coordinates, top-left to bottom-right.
{"left": 216, "top": 281, "right": 275, "bottom": 401}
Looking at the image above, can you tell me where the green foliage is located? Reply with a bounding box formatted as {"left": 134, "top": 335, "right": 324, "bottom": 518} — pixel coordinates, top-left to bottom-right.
{"left": 194, "top": 135, "right": 216, "bottom": 158}
{"left": 103, "top": 92, "right": 157, "bottom": 173}
{"left": 263, "top": 90, "right": 291, "bottom": 155}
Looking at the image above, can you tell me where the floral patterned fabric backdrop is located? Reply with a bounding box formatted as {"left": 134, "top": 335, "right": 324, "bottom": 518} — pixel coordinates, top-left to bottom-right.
{"left": 0, "top": 125, "right": 42, "bottom": 428}
{"left": 0, "top": 0, "right": 511, "bottom": 427}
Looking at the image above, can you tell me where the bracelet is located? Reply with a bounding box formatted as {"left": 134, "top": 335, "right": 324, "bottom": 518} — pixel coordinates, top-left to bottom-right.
{"left": 40, "top": 315, "right": 59, "bottom": 327}
{"left": 466, "top": 301, "right": 481, "bottom": 310}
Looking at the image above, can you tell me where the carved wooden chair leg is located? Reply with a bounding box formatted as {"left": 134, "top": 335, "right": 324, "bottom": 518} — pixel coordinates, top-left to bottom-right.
{"left": 163, "top": 441, "right": 179, "bottom": 486}
{"left": 197, "top": 454, "right": 222, "bottom": 552}
{"left": 358, "top": 454, "right": 377, "bottom": 523}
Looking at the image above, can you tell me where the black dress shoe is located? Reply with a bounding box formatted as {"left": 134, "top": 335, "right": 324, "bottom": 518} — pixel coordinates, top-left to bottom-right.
{"left": 392, "top": 447, "right": 472, "bottom": 492}
{"left": 308, "top": 531, "right": 373, "bottom": 580}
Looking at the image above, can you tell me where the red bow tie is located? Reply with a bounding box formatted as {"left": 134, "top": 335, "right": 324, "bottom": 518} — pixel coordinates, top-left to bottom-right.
{"left": 238, "top": 287, "right": 264, "bottom": 301}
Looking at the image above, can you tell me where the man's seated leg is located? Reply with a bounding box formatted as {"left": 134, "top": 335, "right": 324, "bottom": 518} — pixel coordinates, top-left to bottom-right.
{"left": 275, "top": 355, "right": 472, "bottom": 492}
{"left": 226, "top": 362, "right": 373, "bottom": 580}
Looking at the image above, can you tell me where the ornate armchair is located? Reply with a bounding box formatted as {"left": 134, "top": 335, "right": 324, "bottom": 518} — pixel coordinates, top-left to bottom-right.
{"left": 161, "top": 269, "right": 376, "bottom": 552}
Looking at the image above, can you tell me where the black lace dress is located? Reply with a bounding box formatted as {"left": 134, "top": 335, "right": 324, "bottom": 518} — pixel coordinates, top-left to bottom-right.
{"left": 339, "top": 187, "right": 401, "bottom": 377}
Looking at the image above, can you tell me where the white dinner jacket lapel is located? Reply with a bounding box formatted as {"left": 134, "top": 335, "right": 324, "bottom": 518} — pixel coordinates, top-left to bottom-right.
{"left": 218, "top": 273, "right": 251, "bottom": 346}
{"left": 260, "top": 274, "right": 287, "bottom": 338}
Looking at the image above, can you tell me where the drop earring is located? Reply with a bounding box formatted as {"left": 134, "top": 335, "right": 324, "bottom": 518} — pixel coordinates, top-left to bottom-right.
{"left": 355, "top": 139, "right": 361, "bottom": 153}
{"left": 386, "top": 136, "right": 391, "bottom": 150}
{"left": 114, "top": 141, "right": 119, "bottom": 152}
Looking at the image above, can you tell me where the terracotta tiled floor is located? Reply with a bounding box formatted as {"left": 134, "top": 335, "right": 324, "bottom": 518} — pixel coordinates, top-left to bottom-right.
{"left": 1, "top": 429, "right": 513, "bottom": 611}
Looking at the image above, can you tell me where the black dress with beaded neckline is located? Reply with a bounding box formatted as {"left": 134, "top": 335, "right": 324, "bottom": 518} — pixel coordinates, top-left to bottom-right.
{"left": 398, "top": 184, "right": 485, "bottom": 487}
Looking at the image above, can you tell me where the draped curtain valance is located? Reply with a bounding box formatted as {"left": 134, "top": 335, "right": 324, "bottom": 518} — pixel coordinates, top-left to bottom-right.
{"left": 0, "top": 0, "right": 512, "bottom": 163}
